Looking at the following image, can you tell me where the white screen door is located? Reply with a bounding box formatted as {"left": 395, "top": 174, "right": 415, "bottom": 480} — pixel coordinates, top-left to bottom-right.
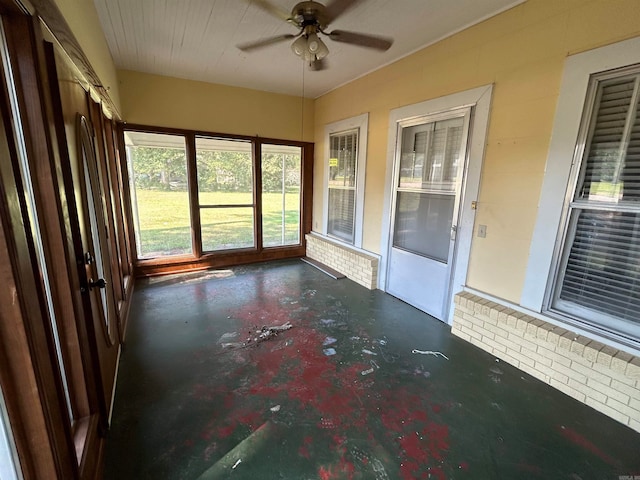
{"left": 386, "top": 109, "right": 471, "bottom": 320}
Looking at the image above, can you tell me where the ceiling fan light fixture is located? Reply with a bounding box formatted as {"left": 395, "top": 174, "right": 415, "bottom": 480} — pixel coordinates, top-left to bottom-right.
{"left": 240, "top": 0, "right": 392, "bottom": 70}
{"left": 307, "top": 32, "right": 320, "bottom": 53}
{"left": 291, "top": 32, "right": 329, "bottom": 63}
{"left": 291, "top": 35, "right": 307, "bottom": 57}
{"left": 310, "top": 34, "right": 329, "bottom": 60}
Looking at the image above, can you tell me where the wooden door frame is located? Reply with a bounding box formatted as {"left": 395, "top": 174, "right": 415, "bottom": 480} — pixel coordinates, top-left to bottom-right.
{"left": 0, "top": 0, "right": 131, "bottom": 478}
{"left": 0, "top": 10, "right": 78, "bottom": 480}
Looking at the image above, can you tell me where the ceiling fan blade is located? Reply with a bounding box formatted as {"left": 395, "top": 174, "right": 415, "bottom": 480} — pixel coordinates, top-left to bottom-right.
{"left": 328, "top": 30, "right": 393, "bottom": 51}
{"left": 324, "top": 0, "right": 363, "bottom": 23}
{"left": 237, "top": 34, "right": 296, "bottom": 52}
{"left": 250, "top": 0, "right": 297, "bottom": 24}
{"left": 309, "top": 58, "right": 328, "bottom": 71}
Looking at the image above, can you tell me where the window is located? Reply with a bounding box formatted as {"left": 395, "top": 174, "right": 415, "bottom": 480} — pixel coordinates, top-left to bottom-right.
{"left": 522, "top": 37, "right": 640, "bottom": 348}
{"left": 196, "top": 137, "right": 255, "bottom": 251}
{"left": 261, "top": 144, "right": 302, "bottom": 247}
{"left": 551, "top": 67, "right": 640, "bottom": 338}
{"left": 324, "top": 114, "right": 368, "bottom": 247}
{"left": 126, "top": 132, "right": 192, "bottom": 258}
{"left": 328, "top": 129, "right": 357, "bottom": 242}
{"left": 123, "top": 126, "right": 311, "bottom": 271}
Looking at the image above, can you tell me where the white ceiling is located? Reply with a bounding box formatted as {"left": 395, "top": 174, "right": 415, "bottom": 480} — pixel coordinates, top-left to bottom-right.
{"left": 93, "top": 0, "right": 523, "bottom": 99}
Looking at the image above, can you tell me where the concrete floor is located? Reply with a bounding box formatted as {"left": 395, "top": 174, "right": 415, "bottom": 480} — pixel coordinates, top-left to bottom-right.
{"left": 104, "top": 259, "right": 640, "bottom": 479}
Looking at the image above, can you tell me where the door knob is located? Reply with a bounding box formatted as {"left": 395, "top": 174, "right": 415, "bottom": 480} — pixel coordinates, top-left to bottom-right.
{"left": 88, "top": 278, "right": 107, "bottom": 290}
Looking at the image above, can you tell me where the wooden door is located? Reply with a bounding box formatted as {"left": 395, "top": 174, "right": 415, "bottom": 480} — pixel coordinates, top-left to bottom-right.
{"left": 42, "top": 38, "right": 121, "bottom": 430}
{"left": 76, "top": 113, "right": 121, "bottom": 423}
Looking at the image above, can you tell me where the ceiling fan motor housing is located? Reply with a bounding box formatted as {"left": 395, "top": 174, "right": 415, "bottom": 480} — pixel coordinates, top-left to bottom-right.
{"left": 291, "top": 1, "right": 329, "bottom": 30}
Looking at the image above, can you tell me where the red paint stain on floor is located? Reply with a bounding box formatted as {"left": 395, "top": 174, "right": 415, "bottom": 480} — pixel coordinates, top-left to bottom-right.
{"left": 317, "top": 456, "right": 356, "bottom": 480}
{"left": 298, "top": 445, "right": 311, "bottom": 459}
{"left": 195, "top": 296, "right": 452, "bottom": 477}
{"left": 559, "top": 426, "right": 616, "bottom": 465}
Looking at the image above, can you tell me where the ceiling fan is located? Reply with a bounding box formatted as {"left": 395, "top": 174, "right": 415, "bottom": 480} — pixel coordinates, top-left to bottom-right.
{"left": 237, "top": 0, "right": 393, "bottom": 70}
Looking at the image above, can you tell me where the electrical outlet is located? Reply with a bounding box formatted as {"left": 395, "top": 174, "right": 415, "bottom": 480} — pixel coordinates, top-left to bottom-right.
{"left": 478, "top": 225, "right": 487, "bottom": 238}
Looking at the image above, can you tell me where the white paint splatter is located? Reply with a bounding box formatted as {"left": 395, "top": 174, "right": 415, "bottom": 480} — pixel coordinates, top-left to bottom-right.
{"left": 411, "top": 349, "right": 449, "bottom": 360}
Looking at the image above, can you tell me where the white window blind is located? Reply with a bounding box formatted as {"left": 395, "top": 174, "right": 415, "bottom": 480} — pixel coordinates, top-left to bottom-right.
{"left": 554, "top": 71, "right": 640, "bottom": 328}
{"left": 327, "top": 129, "right": 358, "bottom": 243}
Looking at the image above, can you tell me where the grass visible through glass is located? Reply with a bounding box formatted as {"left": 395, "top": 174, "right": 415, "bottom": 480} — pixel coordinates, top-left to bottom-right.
{"left": 126, "top": 132, "right": 192, "bottom": 259}
{"left": 262, "top": 145, "right": 301, "bottom": 247}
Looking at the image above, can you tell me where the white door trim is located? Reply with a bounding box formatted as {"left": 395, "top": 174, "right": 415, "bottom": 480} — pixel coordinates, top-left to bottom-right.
{"left": 378, "top": 84, "right": 493, "bottom": 324}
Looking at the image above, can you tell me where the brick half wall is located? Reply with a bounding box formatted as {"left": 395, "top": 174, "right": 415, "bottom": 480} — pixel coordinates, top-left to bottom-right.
{"left": 305, "top": 233, "right": 379, "bottom": 290}
{"left": 452, "top": 292, "right": 640, "bottom": 433}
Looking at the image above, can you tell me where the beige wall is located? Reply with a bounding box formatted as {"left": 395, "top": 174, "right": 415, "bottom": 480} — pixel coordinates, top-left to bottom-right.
{"left": 53, "top": 0, "right": 121, "bottom": 112}
{"left": 118, "top": 70, "right": 315, "bottom": 142}
{"left": 313, "top": 0, "right": 640, "bottom": 303}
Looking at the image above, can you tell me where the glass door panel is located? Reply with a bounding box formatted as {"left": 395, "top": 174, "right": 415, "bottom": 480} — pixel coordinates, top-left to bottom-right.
{"left": 261, "top": 144, "right": 302, "bottom": 247}
{"left": 393, "top": 191, "right": 455, "bottom": 262}
{"left": 395, "top": 116, "right": 464, "bottom": 264}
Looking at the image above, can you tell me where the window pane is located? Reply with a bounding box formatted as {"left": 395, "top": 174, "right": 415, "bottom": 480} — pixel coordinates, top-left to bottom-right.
{"left": 201, "top": 207, "right": 254, "bottom": 251}
{"left": 559, "top": 210, "right": 640, "bottom": 323}
{"left": 328, "top": 129, "right": 358, "bottom": 243}
{"left": 0, "top": 387, "right": 20, "bottom": 480}
{"left": 196, "top": 137, "right": 255, "bottom": 252}
{"left": 329, "top": 130, "right": 357, "bottom": 188}
{"left": 327, "top": 188, "right": 355, "bottom": 242}
{"left": 262, "top": 144, "right": 301, "bottom": 247}
{"left": 399, "top": 117, "right": 464, "bottom": 191}
{"left": 393, "top": 191, "right": 454, "bottom": 263}
{"left": 196, "top": 137, "right": 253, "bottom": 205}
{"left": 125, "top": 132, "right": 191, "bottom": 258}
{"left": 578, "top": 77, "right": 640, "bottom": 203}
{"left": 399, "top": 127, "right": 427, "bottom": 188}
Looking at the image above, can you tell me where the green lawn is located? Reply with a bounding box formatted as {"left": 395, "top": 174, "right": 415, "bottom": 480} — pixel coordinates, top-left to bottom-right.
{"left": 132, "top": 189, "right": 300, "bottom": 258}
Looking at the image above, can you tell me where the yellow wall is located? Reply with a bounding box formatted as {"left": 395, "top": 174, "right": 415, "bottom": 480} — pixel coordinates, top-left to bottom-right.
{"left": 118, "top": 70, "right": 315, "bottom": 143}
{"left": 53, "top": 0, "right": 121, "bottom": 113}
{"left": 313, "top": 0, "right": 640, "bottom": 303}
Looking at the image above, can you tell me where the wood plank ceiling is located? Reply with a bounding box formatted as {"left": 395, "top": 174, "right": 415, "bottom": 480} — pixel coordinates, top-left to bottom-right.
{"left": 94, "top": 0, "right": 524, "bottom": 98}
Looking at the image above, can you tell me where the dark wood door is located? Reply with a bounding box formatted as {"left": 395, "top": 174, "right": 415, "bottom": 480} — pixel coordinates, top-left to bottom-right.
{"left": 76, "top": 113, "right": 121, "bottom": 424}
{"left": 43, "top": 38, "right": 121, "bottom": 432}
